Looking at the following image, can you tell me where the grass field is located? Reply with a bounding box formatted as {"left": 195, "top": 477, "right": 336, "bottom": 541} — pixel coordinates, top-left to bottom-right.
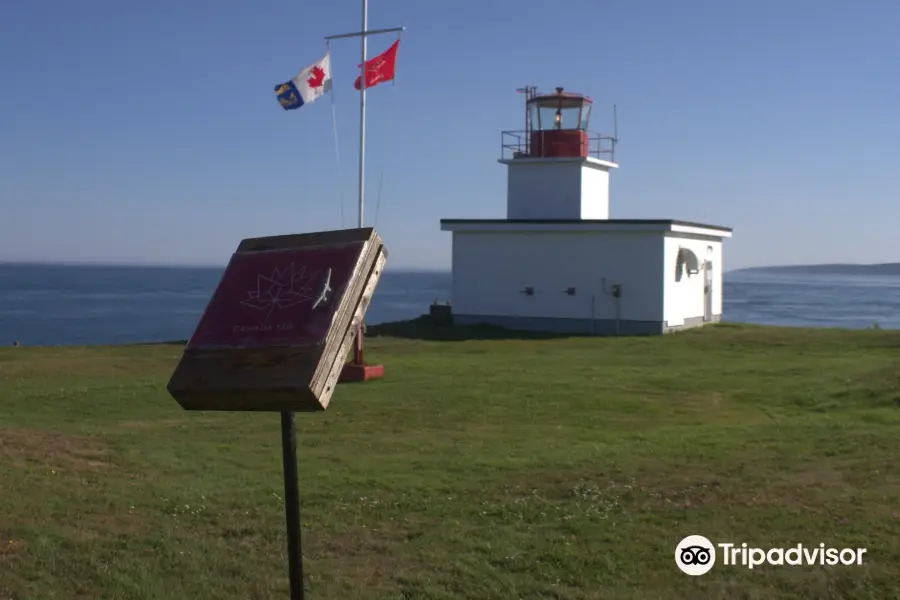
{"left": 1, "top": 321, "right": 899, "bottom": 599}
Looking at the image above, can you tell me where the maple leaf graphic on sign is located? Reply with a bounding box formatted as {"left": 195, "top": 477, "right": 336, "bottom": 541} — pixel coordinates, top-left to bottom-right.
{"left": 307, "top": 66, "right": 326, "bottom": 89}
{"left": 240, "top": 263, "right": 316, "bottom": 316}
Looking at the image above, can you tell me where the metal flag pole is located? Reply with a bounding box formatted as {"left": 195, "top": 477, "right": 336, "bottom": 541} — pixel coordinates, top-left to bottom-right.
{"left": 324, "top": 5, "right": 404, "bottom": 370}
{"left": 358, "top": 0, "right": 367, "bottom": 233}
{"left": 355, "top": 0, "right": 368, "bottom": 366}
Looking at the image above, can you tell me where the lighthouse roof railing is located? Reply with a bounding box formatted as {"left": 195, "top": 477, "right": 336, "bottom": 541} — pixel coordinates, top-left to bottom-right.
{"left": 500, "top": 130, "right": 617, "bottom": 162}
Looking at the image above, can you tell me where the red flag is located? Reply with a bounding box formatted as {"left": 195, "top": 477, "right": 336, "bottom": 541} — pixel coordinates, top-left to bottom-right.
{"left": 354, "top": 40, "right": 400, "bottom": 90}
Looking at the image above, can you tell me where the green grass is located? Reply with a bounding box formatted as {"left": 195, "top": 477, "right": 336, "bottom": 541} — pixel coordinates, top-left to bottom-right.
{"left": 1, "top": 322, "right": 900, "bottom": 599}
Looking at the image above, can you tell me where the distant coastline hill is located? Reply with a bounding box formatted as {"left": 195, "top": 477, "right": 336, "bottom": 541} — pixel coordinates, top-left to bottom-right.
{"left": 731, "top": 263, "right": 900, "bottom": 276}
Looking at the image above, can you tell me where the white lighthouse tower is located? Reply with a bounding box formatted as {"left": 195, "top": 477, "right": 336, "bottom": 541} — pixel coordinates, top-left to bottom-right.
{"left": 440, "top": 86, "right": 733, "bottom": 335}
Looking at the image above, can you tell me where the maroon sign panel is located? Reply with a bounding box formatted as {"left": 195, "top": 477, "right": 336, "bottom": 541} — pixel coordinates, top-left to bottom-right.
{"left": 187, "top": 243, "right": 364, "bottom": 350}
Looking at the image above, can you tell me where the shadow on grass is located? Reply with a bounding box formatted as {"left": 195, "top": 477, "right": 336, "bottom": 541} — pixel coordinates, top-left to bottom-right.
{"left": 142, "top": 317, "right": 752, "bottom": 345}
{"left": 141, "top": 316, "right": 584, "bottom": 345}
{"left": 367, "top": 316, "right": 603, "bottom": 341}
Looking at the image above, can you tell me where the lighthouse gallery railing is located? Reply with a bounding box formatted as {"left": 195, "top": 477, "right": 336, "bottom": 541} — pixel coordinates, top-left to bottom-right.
{"left": 500, "top": 130, "right": 617, "bottom": 162}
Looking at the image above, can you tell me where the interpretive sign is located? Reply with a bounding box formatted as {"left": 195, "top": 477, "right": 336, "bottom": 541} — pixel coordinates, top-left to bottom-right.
{"left": 167, "top": 227, "right": 387, "bottom": 412}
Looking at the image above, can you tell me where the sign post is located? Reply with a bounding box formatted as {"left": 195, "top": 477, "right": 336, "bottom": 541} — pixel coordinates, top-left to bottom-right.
{"left": 167, "top": 227, "right": 387, "bottom": 599}
{"left": 281, "top": 411, "right": 304, "bottom": 600}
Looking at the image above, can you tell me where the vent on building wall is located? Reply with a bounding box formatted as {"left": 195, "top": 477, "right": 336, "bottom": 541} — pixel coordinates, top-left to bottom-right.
{"left": 676, "top": 247, "right": 701, "bottom": 281}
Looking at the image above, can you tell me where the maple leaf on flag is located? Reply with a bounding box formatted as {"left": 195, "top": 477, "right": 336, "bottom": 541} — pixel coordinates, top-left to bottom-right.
{"left": 307, "top": 65, "right": 327, "bottom": 89}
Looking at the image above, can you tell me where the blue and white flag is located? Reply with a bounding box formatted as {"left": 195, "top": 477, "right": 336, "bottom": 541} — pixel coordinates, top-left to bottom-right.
{"left": 275, "top": 52, "right": 332, "bottom": 111}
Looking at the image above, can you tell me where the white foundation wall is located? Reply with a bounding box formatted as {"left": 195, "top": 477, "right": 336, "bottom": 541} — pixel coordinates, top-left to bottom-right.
{"left": 662, "top": 235, "right": 724, "bottom": 327}
{"left": 451, "top": 231, "right": 665, "bottom": 322}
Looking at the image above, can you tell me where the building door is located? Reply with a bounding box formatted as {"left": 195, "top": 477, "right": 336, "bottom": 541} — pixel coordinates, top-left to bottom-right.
{"left": 703, "top": 261, "right": 713, "bottom": 322}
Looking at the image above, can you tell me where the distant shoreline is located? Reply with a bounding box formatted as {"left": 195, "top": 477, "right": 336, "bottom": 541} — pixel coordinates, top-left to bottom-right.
{"left": 731, "top": 263, "right": 900, "bottom": 276}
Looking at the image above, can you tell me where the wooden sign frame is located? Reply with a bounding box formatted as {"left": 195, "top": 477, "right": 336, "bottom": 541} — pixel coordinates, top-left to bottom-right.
{"left": 167, "top": 227, "right": 386, "bottom": 412}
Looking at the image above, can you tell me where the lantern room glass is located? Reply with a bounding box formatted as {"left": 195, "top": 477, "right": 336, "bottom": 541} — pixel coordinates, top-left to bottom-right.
{"left": 579, "top": 102, "right": 592, "bottom": 130}
{"left": 529, "top": 100, "right": 591, "bottom": 131}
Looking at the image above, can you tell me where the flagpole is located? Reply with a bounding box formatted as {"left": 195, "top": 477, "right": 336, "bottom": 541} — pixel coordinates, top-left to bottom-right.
{"left": 354, "top": 0, "right": 368, "bottom": 365}
{"left": 358, "top": 0, "right": 367, "bottom": 231}
{"left": 324, "top": 18, "right": 403, "bottom": 377}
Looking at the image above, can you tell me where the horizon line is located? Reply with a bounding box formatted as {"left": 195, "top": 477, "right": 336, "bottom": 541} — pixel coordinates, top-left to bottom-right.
{"left": 0, "top": 260, "right": 452, "bottom": 272}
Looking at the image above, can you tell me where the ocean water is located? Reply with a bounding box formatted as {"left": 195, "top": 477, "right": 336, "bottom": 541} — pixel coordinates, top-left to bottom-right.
{"left": 0, "top": 264, "right": 898, "bottom": 346}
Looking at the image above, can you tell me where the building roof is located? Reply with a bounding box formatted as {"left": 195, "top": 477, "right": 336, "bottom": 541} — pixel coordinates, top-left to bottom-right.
{"left": 440, "top": 218, "right": 733, "bottom": 234}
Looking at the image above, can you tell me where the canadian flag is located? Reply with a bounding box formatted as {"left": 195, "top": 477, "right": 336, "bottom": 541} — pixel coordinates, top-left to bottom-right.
{"left": 354, "top": 40, "right": 400, "bottom": 90}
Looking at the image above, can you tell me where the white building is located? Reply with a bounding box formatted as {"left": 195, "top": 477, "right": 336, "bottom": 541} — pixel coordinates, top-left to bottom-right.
{"left": 440, "top": 87, "right": 732, "bottom": 335}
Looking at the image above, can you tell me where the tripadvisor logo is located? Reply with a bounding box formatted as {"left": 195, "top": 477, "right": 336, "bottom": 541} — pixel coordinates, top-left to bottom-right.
{"left": 676, "top": 535, "right": 716, "bottom": 576}
{"left": 675, "top": 535, "right": 867, "bottom": 575}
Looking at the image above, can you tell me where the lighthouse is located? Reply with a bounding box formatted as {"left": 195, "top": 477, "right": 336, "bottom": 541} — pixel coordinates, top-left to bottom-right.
{"left": 440, "top": 86, "right": 733, "bottom": 335}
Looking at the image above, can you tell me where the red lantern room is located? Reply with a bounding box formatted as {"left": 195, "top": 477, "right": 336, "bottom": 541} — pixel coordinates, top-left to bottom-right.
{"left": 502, "top": 86, "right": 617, "bottom": 162}
{"left": 528, "top": 87, "right": 591, "bottom": 158}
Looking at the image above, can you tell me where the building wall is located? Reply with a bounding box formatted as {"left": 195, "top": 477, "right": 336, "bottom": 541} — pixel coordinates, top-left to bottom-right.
{"left": 506, "top": 161, "right": 582, "bottom": 219}
{"left": 579, "top": 166, "right": 610, "bottom": 220}
{"left": 662, "top": 234, "right": 724, "bottom": 327}
{"left": 451, "top": 231, "right": 665, "bottom": 330}
{"left": 506, "top": 161, "right": 610, "bottom": 220}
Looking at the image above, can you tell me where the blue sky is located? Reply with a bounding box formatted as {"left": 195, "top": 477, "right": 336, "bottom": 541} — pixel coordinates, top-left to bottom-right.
{"left": 1, "top": 0, "right": 898, "bottom": 270}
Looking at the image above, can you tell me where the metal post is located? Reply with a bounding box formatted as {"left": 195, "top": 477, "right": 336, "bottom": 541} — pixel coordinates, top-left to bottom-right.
{"left": 324, "top": 25, "right": 403, "bottom": 40}
{"left": 353, "top": 0, "right": 369, "bottom": 365}
{"left": 280, "top": 411, "right": 304, "bottom": 600}
{"left": 358, "top": 0, "right": 367, "bottom": 232}
{"left": 612, "top": 104, "right": 618, "bottom": 163}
